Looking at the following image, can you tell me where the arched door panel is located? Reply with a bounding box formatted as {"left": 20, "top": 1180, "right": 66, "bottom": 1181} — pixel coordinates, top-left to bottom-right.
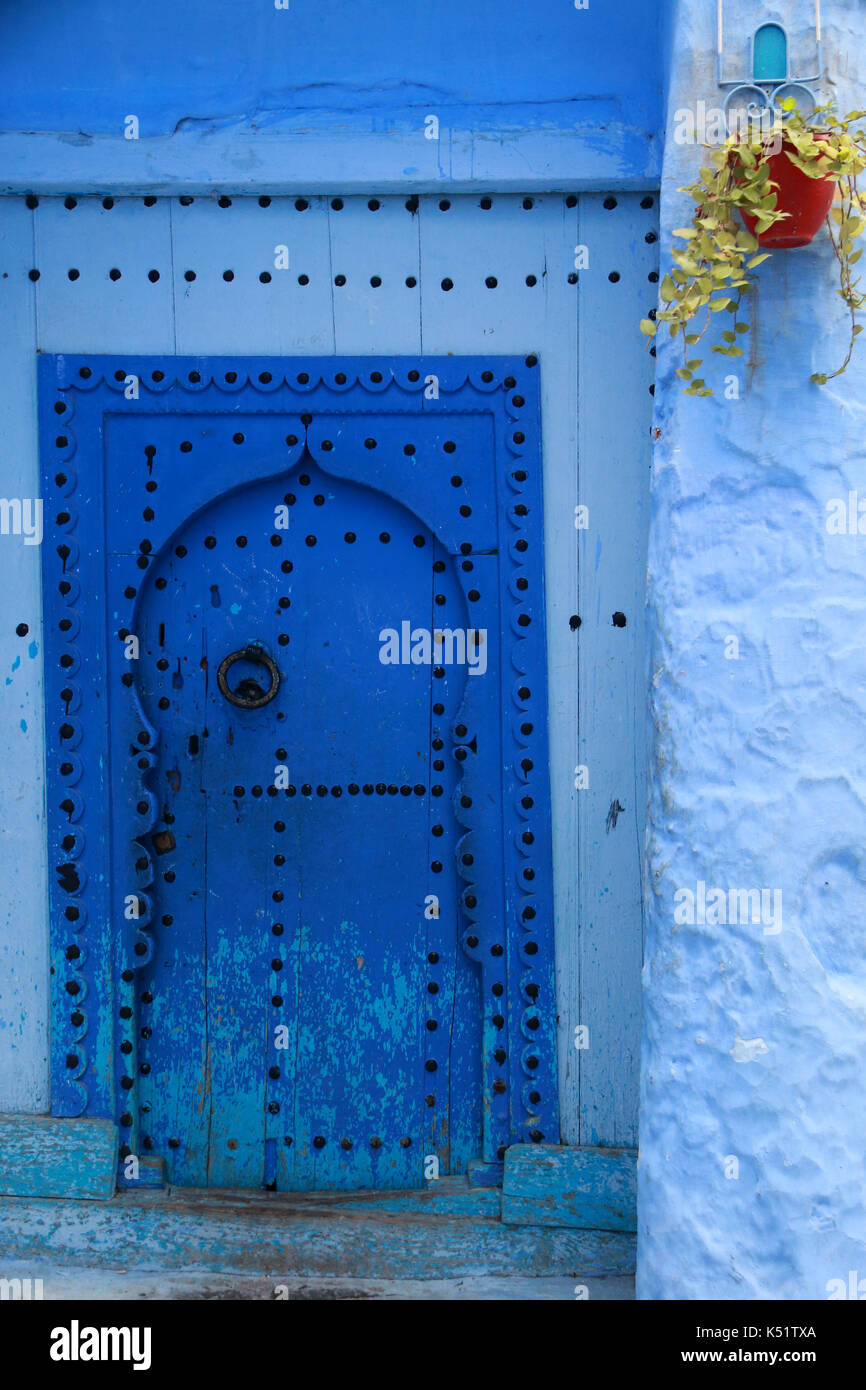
{"left": 133, "top": 463, "right": 479, "bottom": 1189}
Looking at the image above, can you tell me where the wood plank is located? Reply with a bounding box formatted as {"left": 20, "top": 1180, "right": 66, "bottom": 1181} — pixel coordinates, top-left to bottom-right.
{"left": 0, "top": 1189, "right": 635, "bottom": 1278}
{"left": 34, "top": 196, "right": 175, "bottom": 353}
{"left": 502, "top": 1143, "right": 637, "bottom": 1232}
{"left": 574, "top": 194, "right": 657, "bottom": 1147}
{"left": 0, "top": 198, "right": 49, "bottom": 1114}
{"left": 327, "top": 194, "right": 421, "bottom": 355}
{"left": 0, "top": 1115, "right": 118, "bottom": 1200}
{"left": 170, "top": 195, "right": 335, "bottom": 356}
{"left": 154, "top": 1177, "right": 502, "bottom": 1218}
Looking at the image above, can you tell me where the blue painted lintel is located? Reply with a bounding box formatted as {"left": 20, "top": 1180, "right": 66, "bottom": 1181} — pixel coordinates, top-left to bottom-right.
{"left": 0, "top": 1113, "right": 118, "bottom": 1201}
{"left": 0, "top": 121, "right": 660, "bottom": 197}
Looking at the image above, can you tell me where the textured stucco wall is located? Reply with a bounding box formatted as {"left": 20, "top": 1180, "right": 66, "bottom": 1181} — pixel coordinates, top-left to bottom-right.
{"left": 640, "top": 0, "right": 866, "bottom": 1300}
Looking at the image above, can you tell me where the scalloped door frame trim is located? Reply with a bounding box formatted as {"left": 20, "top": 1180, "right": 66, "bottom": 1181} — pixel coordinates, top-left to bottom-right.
{"left": 38, "top": 353, "right": 558, "bottom": 1192}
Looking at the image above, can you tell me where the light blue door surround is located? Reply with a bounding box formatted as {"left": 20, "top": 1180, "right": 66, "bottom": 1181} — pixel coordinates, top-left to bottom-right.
{"left": 0, "top": 186, "right": 656, "bottom": 1161}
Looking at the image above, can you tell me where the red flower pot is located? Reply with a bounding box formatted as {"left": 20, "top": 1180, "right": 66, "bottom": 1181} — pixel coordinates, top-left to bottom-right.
{"left": 739, "top": 139, "right": 837, "bottom": 249}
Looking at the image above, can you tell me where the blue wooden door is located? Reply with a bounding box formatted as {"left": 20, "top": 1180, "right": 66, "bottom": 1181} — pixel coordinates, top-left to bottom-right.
{"left": 134, "top": 462, "right": 478, "bottom": 1189}
{"left": 40, "top": 353, "right": 559, "bottom": 1193}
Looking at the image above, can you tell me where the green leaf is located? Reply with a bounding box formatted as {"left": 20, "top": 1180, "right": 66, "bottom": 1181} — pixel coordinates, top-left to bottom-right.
{"left": 672, "top": 227, "right": 698, "bottom": 239}
{"left": 639, "top": 319, "right": 657, "bottom": 337}
{"left": 747, "top": 253, "right": 772, "bottom": 268}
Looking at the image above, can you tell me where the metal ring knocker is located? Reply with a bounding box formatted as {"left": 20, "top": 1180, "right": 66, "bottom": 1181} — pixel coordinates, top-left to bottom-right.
{"left": 217, "top": 645, "right": 281, "bottom": 709}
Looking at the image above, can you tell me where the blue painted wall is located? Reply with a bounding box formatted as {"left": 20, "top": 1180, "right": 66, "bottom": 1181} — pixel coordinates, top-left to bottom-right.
{"left": 0, "top": 1, "right": 665, "bottom": 195}
{"left": 0, "top": 0, "right": 661, "bottom": 138}
{"left": 640, "top": 0, "right": 866, "bottom": 1299}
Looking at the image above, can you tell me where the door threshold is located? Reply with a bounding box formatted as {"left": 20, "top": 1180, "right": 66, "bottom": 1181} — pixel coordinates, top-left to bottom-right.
{"left": 0, "top": 1183, "right": 636, "bottom": 1281}
{"left": 139, "top": 1174, "right": 503, "bottom": 1217}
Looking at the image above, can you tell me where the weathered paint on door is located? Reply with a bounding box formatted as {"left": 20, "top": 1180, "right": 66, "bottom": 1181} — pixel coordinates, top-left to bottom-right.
{"left": 40, "top": 354, "right": 559, "bottom": 1191}
{"left": 134, "top": 462, "right": 479, "bottom": 1190}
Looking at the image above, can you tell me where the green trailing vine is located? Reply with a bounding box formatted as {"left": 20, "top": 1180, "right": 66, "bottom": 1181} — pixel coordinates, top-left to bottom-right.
{"left": 641, "top": 101, "right": 866, "bottom": 395}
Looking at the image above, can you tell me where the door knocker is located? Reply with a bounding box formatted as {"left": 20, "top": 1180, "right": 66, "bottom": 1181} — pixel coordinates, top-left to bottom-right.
{"left": 217, "top": 645, "right": 281, "bottom": 709}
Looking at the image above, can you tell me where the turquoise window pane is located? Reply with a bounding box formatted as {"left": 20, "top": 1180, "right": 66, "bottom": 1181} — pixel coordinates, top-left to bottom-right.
{"left": 753, "top": 23, "right": 787, "bottom": 82}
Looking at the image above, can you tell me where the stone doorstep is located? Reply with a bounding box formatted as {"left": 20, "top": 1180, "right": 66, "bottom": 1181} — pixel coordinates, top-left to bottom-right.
{"left": 0, "top": 1185, "right": 636, "bottom": 1282}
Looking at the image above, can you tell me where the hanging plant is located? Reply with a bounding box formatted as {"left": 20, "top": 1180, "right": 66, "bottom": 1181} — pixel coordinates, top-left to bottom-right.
{"left": 641, "top": 101, "right": 866, "bottom": 395}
